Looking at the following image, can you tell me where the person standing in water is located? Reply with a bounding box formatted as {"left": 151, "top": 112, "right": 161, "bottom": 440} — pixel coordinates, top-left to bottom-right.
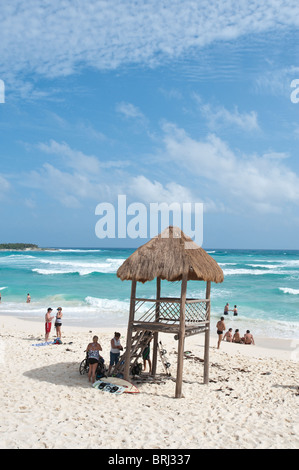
{"left": 27, "top": 293, "right": 31, "bottom": 303}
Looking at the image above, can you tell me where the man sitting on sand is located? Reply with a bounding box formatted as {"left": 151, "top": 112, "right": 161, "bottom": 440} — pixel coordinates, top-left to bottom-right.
{"left": 223, "top": 328, "right": 233, "bottom": 342}
{"left": 233, "top": 329, "right": 241, "bottom": 343}
{"left": 242, "top": 330, "right": 255, "bottom": 345}
{"left": 216, "top": 317, "right": 226, "bottom": 349}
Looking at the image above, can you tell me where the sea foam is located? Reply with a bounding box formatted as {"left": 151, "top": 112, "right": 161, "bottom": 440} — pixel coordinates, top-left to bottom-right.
{"left": 279, "top": 287, "right": 299, "bottom": 295}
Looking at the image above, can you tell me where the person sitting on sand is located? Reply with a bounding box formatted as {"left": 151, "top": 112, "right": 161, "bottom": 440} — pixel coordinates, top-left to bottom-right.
{"left": 242, "top": 330, "right": 255, "bottom": 345}
{"left": 233, "top": 329, "right": 241, "bottom": 343}
{"left": 45, "top": 307, "right": 54, "bottom": 341}
{"left": 108, "top": 332, "right": 123, "bottom": 375}
{"left": 223, "top": 328, "right": 233, "bottom": 342}
{"left": 216, "top": 317, "right": 226, "bottom": 349}
{"left": 86, "top": 336, "right": 102, "bottom": 383}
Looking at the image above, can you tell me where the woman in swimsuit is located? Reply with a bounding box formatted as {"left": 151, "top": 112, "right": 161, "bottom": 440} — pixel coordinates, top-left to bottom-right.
{"left": 233, "top": 329, "right": 241, "bottom": 343}
{"left": 55, "top": 307, "right": 63, "bottom": 339}
{"left": 86, "top": 336, "right": 102, "bottom": 383}
{"left": 223, "top": 328, "right": 233, "bottom": 342}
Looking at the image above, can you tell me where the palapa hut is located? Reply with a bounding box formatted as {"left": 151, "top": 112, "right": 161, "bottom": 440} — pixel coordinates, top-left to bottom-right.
{"left": 117, "top": 226, "right": 224, "bottom": 398}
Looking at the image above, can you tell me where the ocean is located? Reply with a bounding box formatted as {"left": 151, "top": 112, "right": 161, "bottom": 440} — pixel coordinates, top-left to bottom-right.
{"left": 0, "top": 248, "right": 298, "bottom": 340}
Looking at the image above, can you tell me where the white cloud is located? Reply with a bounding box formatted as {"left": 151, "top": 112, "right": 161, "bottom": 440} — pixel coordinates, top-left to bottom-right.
{"left": 161, "top": 123, "right": 299, "bottom": 212}
{"left": 0, "top": 175, "right": 10, "bottom": 199}
{"left": 25, "top": 141, "right": 127, "bottom": 207}
{"left": 255, "top": 66, "right": 299, "bottom": 97}
{"left": 1, "top": 1, "right": 299, "bottom": 85}
{"left": 116, "top": 102, "right": 147, "bottom": 124}
{"left": 200, "top": 103, "right": 260, "bottom": 132}
{"left": 128, "top": 175, "right": 222, "bottom": 214}
{"left": 38, "top": 140, "right": 101, "bottom": 175}
{"left": 38, "top": 139, "right": 130, "bottom": 172}
{"left": 130, "top": 175, "right": 194, "bottom": 205}
{"left": 26, "top": 163, "right": 98, "bottom": 208}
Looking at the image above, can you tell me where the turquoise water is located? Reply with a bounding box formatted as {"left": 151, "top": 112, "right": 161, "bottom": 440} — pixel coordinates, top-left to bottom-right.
{"left": 0, "top": 248, "right": 298, "bottom": 339}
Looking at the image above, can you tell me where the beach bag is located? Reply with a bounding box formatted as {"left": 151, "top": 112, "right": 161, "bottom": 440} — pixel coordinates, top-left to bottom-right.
{"left": 53, "top": 338, "right": 62, "bottom": 344}
{"left": 131, "top": 363, "right": 142, "bottom": 376}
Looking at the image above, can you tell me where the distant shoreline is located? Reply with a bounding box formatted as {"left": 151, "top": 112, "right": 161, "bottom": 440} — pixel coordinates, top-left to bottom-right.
{"left": 0, "top": 244, "right": 58, "bottom": 251}
{"left": 0, "top": 248, "right": 58, "bottom": 251}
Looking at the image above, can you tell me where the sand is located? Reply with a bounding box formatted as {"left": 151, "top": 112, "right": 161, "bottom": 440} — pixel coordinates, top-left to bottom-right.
{"left": 0, "top": 315, "right": 298, "bottom": 449}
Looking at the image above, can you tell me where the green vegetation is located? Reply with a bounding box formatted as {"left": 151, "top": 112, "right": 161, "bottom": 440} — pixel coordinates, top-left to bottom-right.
{"left": 0, "top": 243, "right": 39, "bottom": 250}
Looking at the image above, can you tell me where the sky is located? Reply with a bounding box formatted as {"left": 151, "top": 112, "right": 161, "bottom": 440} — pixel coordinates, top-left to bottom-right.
{"left": 0, "top": 0, "right": 299, "bottom": 249}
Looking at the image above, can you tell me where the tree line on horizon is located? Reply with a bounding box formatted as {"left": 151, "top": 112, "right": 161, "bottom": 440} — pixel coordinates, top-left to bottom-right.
{"left": 0, "top": 243, "right": 39, "bottom": 249}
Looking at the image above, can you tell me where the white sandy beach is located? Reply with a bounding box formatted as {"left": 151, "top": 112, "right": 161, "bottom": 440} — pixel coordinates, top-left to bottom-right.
{"left": 0, "top": 314, "right": 298, "bottom": 449}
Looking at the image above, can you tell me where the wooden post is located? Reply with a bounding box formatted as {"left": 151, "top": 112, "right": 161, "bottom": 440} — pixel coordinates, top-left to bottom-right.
{"left": 204, "top": 281, "right": 211, "bottom": 385}
{"left": 175, "top": 273, "right": 187, "bottom": 398}
{"left": 124, "top": 279, "right": 137, "bottom": 381}
{"left": 152, "top": 277, "right": 161, "bottom": 377}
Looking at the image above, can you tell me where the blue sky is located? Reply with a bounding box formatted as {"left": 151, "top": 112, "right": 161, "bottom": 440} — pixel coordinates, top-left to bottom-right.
{"left": 0, "top": 1, "right": 299, "bottom": 249}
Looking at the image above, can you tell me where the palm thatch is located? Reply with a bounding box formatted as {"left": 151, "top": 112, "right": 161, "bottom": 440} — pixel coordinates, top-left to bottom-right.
{"left": 117, "top": 226, "right": 224, "bottom": 284}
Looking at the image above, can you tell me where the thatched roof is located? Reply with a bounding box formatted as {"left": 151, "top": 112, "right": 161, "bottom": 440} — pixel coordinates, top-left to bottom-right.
{"left": 117, "top": 226, "right": 224, "bottom": 283}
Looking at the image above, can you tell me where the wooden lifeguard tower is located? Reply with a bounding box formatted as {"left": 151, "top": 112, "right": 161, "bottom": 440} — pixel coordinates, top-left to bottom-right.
{"left": 116, "top": 226, "right": 224, "bottom": 398}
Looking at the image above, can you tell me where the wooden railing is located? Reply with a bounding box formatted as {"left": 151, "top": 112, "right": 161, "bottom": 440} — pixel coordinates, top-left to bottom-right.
{"left": 133, "top": 297, "right": 210, "bottom": 325}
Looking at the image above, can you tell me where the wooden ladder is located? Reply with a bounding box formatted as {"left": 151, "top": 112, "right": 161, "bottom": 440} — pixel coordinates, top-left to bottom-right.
{"left": 112, "top": 329, "right": 154, "bottom": 376}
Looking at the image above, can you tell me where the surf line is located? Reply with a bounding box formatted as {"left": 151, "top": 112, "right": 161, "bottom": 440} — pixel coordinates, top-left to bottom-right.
{"left": 108, "top": 454, "right": 143, "bottom": 468}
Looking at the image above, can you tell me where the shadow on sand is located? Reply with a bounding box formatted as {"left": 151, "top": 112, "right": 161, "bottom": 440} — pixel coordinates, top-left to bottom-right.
{"left": 23, "top": 361, "right": 91, "bottom": 388}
